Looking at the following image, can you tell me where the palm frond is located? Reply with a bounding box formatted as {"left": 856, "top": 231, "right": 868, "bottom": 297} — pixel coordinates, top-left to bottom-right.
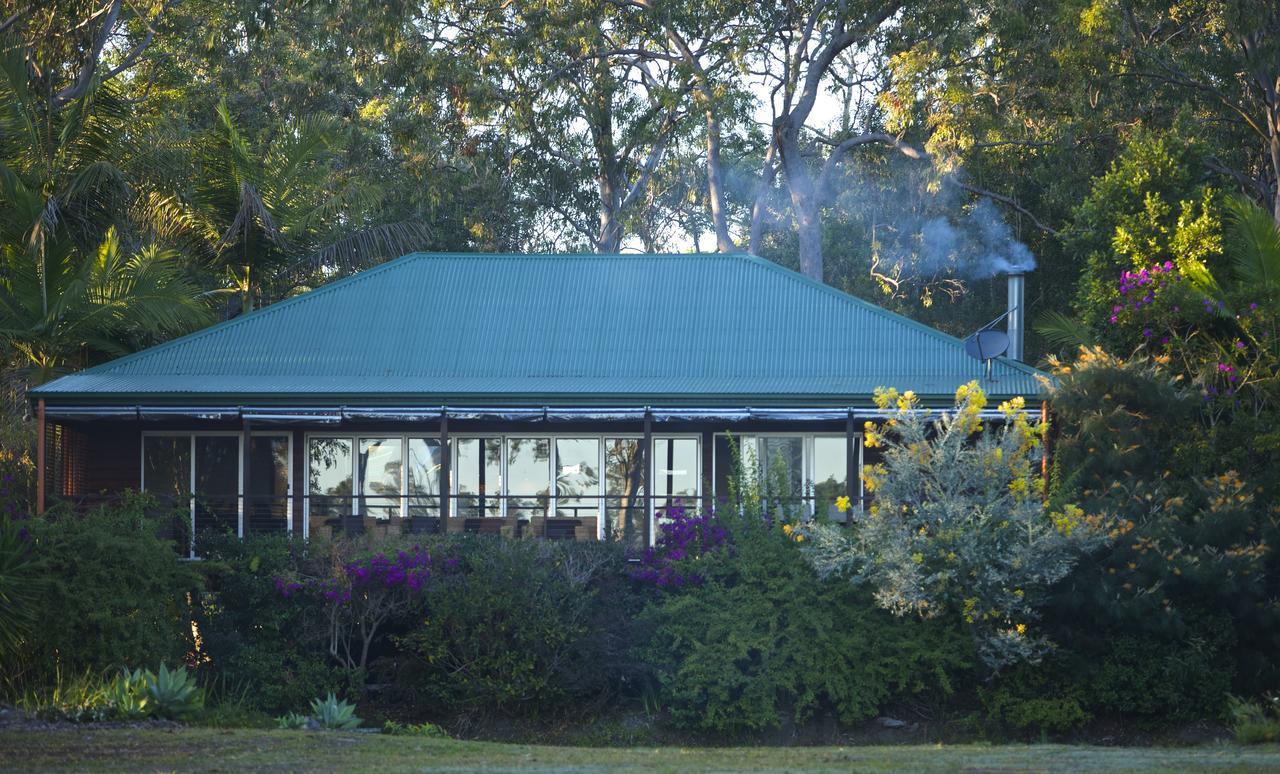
{"left": 288, "top": 221, "right": 435, "bottom": 277}
{"left": 1034, "top": 310, "right": 1096, "bottom": 351}
{"left": 1224, "top": 195, "right": 1280, "bottom": 290}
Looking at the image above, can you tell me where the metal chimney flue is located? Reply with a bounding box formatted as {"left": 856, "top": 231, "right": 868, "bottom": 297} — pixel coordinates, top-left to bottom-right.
{"left": 1007, "top": 273, "right": 1025, "bottom": 361}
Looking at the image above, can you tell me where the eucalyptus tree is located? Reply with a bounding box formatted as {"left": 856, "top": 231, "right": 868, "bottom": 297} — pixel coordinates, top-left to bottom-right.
{"left": 1081, "top": 1, "right": 1280, "bottom": 224}
{"left": 617, "top": 0, "right": 758, "bottom": 252}
{"left": 425, "top": 0, "right": 698, "bottom": 253}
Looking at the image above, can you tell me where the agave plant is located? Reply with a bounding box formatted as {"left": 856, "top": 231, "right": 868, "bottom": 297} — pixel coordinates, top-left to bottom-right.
{"left": 104, "top": 667, "right": 151, "bottom": 720}
{"left": 309, "top": 693, "right": 361, "bottom": 730}
{"left": 145, "top": 664, "right": 204, "bottom": 720}
{"left": 276, "top": 711, "right": 310, "bottom": 730}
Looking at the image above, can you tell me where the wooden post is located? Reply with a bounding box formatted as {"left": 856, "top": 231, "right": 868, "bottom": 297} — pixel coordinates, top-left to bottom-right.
{"left": 241, "top": 418, "right": 252, "bottom": 538}
{"left": 641, "top": 408, "right": 653, "bottom": 549}
{"left": 700, "top": 429, "right": 714, "bottom": 514}
{"left": 439, "top": 411, "right": 450, "bottom": 528}
{"left": 36, "top": 399, "right": 46, "bottom": 515}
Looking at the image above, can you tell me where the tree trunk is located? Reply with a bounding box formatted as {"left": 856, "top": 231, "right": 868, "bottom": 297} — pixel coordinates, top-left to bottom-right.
{"left": 1269, "top": 122, "right": 1280, "bottom": 225}
{"left": 776, "top": 121, "right": 824, "bottom": 281}
{"left": 703, "top": 108, "right": 734, "bottom": 252}
{"left": 795, "top": 203, "right": 823, "bottom": 281}
{"left": 748, "top": 144, "right": 778, "bottom": 255}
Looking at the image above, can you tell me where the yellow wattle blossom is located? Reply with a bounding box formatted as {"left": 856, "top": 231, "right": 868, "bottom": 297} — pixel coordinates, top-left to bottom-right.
{"left": 1016, "top": 623, "right": 1027, "bottom": 636}
{"left": 835, "top": 495, "right": 851, "bottom": 513}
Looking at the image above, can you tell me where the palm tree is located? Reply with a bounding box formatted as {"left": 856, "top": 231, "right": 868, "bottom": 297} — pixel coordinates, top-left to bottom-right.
{"left": 0, "top": 47, "right": 215, "bottom": 389}
{"left": 0, "top": 47, "right": 132, "bottom": 321}
{"left": 191, "top": 99, "right": 431, "bottom": 313}
{"left": 0, "top": 227, "right": 215, "bottom": 385}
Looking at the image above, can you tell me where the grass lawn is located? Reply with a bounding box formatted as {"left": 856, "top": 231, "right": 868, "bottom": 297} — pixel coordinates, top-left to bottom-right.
{"left": 1, "top": 728, "right": 1278, "bottom": 773}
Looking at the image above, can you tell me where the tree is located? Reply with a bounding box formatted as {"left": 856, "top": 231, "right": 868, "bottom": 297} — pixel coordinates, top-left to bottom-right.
{"left": 0, "top": 227, "right": 213, "bottom": 385}
{"left": 188, "top": 99, "right": 430, "bottom": 312}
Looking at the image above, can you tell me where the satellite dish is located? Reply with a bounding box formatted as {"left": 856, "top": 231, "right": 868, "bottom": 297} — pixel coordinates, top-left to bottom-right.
{"left": 964, "top": 329, "right": 1009, "bottom": 361}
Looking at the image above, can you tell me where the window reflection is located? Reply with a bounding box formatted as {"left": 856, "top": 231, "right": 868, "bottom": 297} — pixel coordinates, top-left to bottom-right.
{"left": 247, "top": 436, "right": 289, "bottom": 534}
{"left": 506, "top": 437, "right": 550, "bottom": 520}
{"left": 604, "top": 438, "right": 644, "bottom": 549}
{"left": 456, "top": 437, "right": 501, "bottom": 519}
{"left": 143, "top": 436, "right": 190, "bottom": 504}
{"left": 143, "top": 436, "right": 192, "bottom": 550}
{"left": 407, "top": 438, "right": 443, "bottom": 520}
{"left": 555, "top": 438, "right": 599, "bottom": 520}
{"left": 309, "top": 437, "right": 353, "bottom": 526}
{"left": 812, "top": 436, "right": 850, "bottom": 521}
{"left": 194, "top": 436, "right": 239, "bottom": 542}
{"left": 653, "top": 437, "right": 698, "bottom": 513}
{"left": 358, "top": 438, "right": 402, "bottom": 520}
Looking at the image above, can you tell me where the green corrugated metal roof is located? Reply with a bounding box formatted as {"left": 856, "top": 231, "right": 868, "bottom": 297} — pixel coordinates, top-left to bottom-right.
{"left": 31, "top": 252, "right": 1048, "bottom": 405}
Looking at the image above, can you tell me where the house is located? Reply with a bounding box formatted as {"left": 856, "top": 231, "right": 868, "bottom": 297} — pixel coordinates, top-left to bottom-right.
{"left": 29, "top": 252, "right": 1045, "bottom": 554}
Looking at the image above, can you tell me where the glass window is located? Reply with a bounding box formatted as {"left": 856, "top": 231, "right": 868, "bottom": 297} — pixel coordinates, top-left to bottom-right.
{"left": 143, "top": 436, "right": 192, "bottom": 550}
{"left": 309, "top": 437, "right": 353, "bottom": 521}
{"left": 407, "top": 438, "right": 443, "bottom": 519}
{"left": 143, "top": 436, "right": 190, "bottom": 504}
{"left": 653, "top": 437, "right": 698, "bottom": 513}
{"left": 506, "top": 437, "right": 550, "bottom": 520}
{"left": 812, "top": 436, "right": 850, "bottom": 521}
{"left": 194, "top": 436, "right": 239, "bottom": 540}
{"left": 358, "top": 438, "right": 402, "bottom": 520}
{"left": 604, "top": 438, "right": 644, "bottom": 548}
{"left": 456, "top": 437, "right": 501, "bottom": 519}
{"left": 247, "top": 436, "right": 289, "bottom": 534}
{"left": 555, "top": 438, "right": 599, "bottom": 520}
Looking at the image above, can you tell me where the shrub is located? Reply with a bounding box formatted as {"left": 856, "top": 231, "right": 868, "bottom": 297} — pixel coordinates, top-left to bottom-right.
{"left": 803, "top": 383, "right": 1108, "bottom": 670}
{"left": 195, "top": 533, "right": 346, "bottom": 713}
{"left": 638, "top": 508, "right": 972, "bottom": 733}
{"left": 1231, "top": 695, "right": 1280, "bottom": 745}
{"left": 21, "top": 493, "right": 202, "bottom": 681}
{"left": 394, "top": 536, "right": 641, "bottom": 717}
{"left": 382, "top": 719, "right": 449, "bottom": 737}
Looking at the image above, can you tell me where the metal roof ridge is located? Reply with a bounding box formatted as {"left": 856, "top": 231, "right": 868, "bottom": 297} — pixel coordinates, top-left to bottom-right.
{"left": 731, "top": 253, "right": 1050, "bottom": 380}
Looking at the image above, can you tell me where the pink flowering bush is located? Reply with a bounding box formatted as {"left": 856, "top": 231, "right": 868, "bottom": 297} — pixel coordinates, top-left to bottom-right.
{"left": 1102, "top": 198, "right": 1278, "bottom": 418}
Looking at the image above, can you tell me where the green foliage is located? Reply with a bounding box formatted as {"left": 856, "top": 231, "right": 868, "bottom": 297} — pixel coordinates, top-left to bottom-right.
{"left": 14, "top": 667, "right": 114, "bottom": 723}
{"left": 103, "top": 668, "right": 152, "bottom": 720}
{"left": 16, "top": 663, "right": 205, "bottom": 723}
{"left": 0, "top": 510, "right": 42, "bottom": 663}
{"left": 1046, "top": 348, "right": 1279, "bottom": 705}
{"left": 20, "top": 493, "right": 202, "bottom": 682}
{"left": 981, "top": 662, "right": 1091, "bottom": 735}
{"left": 309, "top": 693, "right": 362, "bottom": 730}
{"left": 1061, "top": 129, "right": 1225, "bottom": 348}
{"left": 194, "top": 533, "right": 345, "bottom": 713}
{"left": 639, "top": 509, "right": 972, "bottom": 733}
{"left": 276, "top": 712, "right": 310, "bottom": 730}
{"left": 393, "top": 537, "right": 640, "bottom": 717}
{"left": 382, "top": 720, "right": 450, "bottom": 738}
{"left": 803, "top": 384, "right": 1106, "bottom": 670}
{"left": 146, "top": 664, "right": 204, "bottom": 720}
{"left": 1231, "top": 695, "right": 1280, "bottom": 745}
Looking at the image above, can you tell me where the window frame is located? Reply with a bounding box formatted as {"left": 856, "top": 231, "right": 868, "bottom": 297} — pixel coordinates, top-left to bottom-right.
{"left": 140, "top": 430, "right": 294, "bottom": 557}
{"left": 711, "top": 431, "right": 862, "bottom": 519}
